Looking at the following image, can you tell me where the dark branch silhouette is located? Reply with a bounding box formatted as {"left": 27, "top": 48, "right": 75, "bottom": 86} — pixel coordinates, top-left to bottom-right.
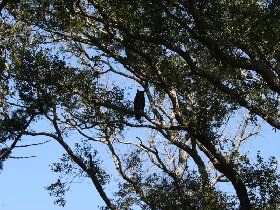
{"left": 0, "top": 0, "right": 10, "bottom": 13}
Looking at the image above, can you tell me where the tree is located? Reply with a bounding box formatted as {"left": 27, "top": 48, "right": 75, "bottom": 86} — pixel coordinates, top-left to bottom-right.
{"left": 0, "top": 0, "right": 279, "bottom": 209}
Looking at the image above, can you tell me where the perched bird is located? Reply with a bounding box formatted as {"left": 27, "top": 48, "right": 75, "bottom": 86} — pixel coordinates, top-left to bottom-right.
{"left": 134, "top": 90, "right": 145, "bottom": 120}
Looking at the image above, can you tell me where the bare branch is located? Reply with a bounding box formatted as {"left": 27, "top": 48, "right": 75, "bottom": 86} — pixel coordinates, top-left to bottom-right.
{"left": 15, "top": 140, "right": 51, "bottom": 148}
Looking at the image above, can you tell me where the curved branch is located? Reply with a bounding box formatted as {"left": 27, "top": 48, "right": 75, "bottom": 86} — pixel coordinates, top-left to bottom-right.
{"left": 50, "top": 106, "right": 118, "bottom": 210}
{"left": 186, "top": 0, "right": 279, "bottom": 94}
{"left": 0, "top": 114, "right": 35, "bottom": 161}
{"left": 192, "top": 130, "right": 251, "bottom": 210}
{"left": 103, "top": 128, "right": 150, "bottom": 205}
{"left": 0, "top": 0, "right": 9, "bottom": 13}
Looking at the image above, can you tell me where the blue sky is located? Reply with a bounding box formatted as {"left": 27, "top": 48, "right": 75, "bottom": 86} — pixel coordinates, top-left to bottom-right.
{"left": 0, "top": 138, "right": 104, "bottom": 210}
{"left": 0, "top": 121, "right": 279, "bottom": 210}
{"left": 0, "top": 3, "right": 279, "bottom": 209}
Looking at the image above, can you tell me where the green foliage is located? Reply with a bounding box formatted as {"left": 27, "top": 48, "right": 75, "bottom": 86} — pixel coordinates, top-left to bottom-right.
{"left": 0, "top": 110, "right": 28, "bottom": 140}
{"left": 46, "top": 179, "right": 67, "bottom": 207}
{"left": 0, "top": 0, "right": 279, "bottom": 209}
{"left": 47, "top": 141, "right": 109, "bottom": 207}
{"left": 115, "top": 168, "right": 234, "bottom": 210}
{"left": 111, "top": 148, "right": 234, "bottom": 209}
{"left": 241, "top": 152, "right": 280, "bottom": 209}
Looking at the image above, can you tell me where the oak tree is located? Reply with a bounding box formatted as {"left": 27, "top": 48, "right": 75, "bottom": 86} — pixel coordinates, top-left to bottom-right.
{"left": 0, "top": 0, "right": 279, "bottom": 209}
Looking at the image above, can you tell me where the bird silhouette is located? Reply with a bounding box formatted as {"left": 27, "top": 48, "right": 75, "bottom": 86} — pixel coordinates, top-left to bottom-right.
{"left": 134, "top": 90, "right": 145, "bottom": 120}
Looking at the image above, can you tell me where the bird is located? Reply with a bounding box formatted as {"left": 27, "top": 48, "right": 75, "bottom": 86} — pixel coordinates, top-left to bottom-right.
{"left": 134, "top": 90, "right": 145, "bottom": 120}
